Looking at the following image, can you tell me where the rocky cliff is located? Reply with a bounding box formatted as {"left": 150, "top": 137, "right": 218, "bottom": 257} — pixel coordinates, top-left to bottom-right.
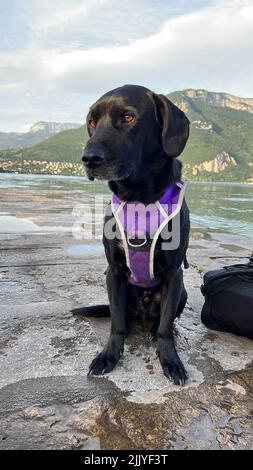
{"left": 185, "top": 89, "right": 253, "bottom": 114}
{"left": 190, "top": 151, "right": 237, "bottom": 175}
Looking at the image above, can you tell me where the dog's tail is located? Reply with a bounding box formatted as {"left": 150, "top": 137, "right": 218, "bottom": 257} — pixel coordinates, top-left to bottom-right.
{"left": 71, "top": 304, "right": 110, "bottom": 317}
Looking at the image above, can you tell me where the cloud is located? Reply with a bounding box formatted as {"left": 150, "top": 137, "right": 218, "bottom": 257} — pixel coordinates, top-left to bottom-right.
{"left": 53, "top": 0, "right": 253, "bottom": 96}
{"left": 9, "top": 0, "right": 186, "bottom": 49}
{"left": 29, "top": 0, "right": 94, "bottom": 32}
{"left": 0, "top": 0, "right": 252, "bottom": 131}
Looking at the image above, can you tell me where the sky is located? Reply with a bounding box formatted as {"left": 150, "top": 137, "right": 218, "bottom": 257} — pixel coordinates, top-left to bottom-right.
{"left": 0, "top": 0, "right": 253, "bottom": 132}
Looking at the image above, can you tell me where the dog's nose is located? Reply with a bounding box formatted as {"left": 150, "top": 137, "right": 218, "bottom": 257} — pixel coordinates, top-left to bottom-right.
{"left": 82, "top": 149, "right": 105, "bottom": 167}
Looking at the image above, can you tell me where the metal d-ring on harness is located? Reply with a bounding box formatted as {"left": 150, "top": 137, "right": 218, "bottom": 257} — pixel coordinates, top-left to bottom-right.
{"left": 111, "top": 181, "right": 188, "bottom": 288}
{"left": 127, "top": 234, "right": 148, "bottom": 248}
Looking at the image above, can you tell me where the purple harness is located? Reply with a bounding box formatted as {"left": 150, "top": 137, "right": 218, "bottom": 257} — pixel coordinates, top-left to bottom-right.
{"left": 111, "top": 180, "right": 187, "bottom": 288}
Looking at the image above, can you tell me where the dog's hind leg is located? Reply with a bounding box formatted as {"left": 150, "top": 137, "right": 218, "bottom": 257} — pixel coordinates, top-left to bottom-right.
{"left": 148, "top": 319, "right": 160, "bottom": 341}
{"left": 71, "top": 305, "right": 110, "bottom": 317}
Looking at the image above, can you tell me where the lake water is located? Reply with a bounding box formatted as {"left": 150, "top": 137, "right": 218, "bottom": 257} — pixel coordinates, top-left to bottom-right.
{"left": 0, "top": 173, "right": 252, "bottom": 240}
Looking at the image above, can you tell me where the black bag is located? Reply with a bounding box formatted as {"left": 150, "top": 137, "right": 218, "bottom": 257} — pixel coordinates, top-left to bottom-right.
{"left": 201, "top": 253, "right": 253, "bottom": 339}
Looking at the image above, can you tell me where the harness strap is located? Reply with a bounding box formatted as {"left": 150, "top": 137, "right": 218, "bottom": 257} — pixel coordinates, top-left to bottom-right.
{"left": 112, "top": 200, "right": 130, "bottom": 267}
{"left": 149, "top": 181, "right": 188, "bottom": 279}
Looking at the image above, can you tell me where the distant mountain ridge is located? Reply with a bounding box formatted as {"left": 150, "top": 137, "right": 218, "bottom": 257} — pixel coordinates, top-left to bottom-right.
{"left": 0, "top": 89, "right": 253, "bottom": 182}
{"left": 29, "top": 121, "right": 81, "bottom": 133}
{"left": 0, "top": 121, "right": 81, "bottom": 149}
{"left": 182, "top": 89, "right": 253, "bottom": 114}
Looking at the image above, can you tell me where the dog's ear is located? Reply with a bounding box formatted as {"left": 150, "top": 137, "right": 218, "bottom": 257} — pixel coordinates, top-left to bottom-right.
{"left": 151, "top": 93, "right": 190, "bottom": 158}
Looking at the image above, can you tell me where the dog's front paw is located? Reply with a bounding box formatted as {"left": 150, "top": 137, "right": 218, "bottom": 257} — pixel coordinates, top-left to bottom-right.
{"left": 161, "top": 357, "right": 187, "bottom": 386}
{"left": 88, "top": 348, "right": 121, "bottom": 375}
{"left": 157, "top": 339, "right": 187, "bottom": 386}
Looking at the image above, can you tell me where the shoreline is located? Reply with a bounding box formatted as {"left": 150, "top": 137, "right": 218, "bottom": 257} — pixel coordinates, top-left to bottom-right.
{"left": 1, "top": 170, "right": 253, "bottom": 185}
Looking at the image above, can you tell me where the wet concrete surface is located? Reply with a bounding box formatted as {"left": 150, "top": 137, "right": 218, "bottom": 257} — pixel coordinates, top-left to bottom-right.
{"left": 1, "top": 230, "right": 253, "bottom": 450}
{"left": 1, "top": 187, "right": 253, "bottom": 449}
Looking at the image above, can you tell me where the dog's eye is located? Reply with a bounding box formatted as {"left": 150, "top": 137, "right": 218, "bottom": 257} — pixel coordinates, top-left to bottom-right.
{"left": 122, "top": 113, "right": 135, "bottom": 124}
{"left": 89, "top": 119, "right": 96, "bottom": 128}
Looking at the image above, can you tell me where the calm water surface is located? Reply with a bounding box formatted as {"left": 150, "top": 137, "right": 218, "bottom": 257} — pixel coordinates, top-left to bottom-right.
{"left": 0, "top": 173, "right": 252, "bottom": 239}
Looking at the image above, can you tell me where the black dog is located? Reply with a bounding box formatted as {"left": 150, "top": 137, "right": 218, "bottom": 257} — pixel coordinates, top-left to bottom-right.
{"left": 73, "top": 84, "right": 190, "bottom": 385}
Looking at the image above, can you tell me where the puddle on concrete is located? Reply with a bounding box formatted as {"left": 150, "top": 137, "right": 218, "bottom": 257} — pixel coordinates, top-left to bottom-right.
{"left": 0, "top": 215, "right": 71, "bottom": 234}
{"left": 66, "top": 244, "right": 104, "bottom": 258}
{"left": 0, "top": 282, "right": 20, "bottom": 291}
{"left": 174, "top": 412, "right": 220, "bottom": 450}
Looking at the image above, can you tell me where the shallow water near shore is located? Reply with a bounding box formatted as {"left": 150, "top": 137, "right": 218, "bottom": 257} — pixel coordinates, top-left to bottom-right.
{"left": 0, "top": 173, "right": 252, "bottom": 239}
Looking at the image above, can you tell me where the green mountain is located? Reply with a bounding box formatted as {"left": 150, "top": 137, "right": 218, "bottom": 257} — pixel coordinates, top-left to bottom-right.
{"left": 0, "top": 121, "right": 81, "bottom": 150}
{"left": 1, "top": 89, "right": 253, "bottom": 182}
{"left": 169, "top": 89, "right": 253, "bottom": 181}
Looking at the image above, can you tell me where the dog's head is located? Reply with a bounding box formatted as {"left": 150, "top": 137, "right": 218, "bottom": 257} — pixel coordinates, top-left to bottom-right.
{"left": 82, "top": 84, "right": 189, "bottom": 181}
